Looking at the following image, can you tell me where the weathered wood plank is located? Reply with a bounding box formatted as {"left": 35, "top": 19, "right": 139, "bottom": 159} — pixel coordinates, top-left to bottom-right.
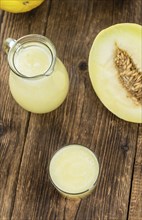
{"left": 0, "top": 2, "right": 51, "bottom": 219}
{"left": 112, "top": 0, "right": 142, "bottom": 219}
{"left": 128, "top": 125, "right": 142, "bottom": 220}
{"left": 0, "top": 11, "right": 31, "bottom": 220}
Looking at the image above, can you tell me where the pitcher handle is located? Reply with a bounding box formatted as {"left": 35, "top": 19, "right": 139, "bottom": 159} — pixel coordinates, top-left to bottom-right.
{"left": 3, "top": 38, "right": 17, "bottom": 54}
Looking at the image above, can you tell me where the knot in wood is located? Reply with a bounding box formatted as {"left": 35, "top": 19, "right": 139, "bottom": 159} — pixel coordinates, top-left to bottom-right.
{"left": 0, "top": 121, "right": 4, "bottom": 136}
{"left": 121, "top": 144, "right": 129, "bottom": 152}
{"left": 78, "top": 61, "right": 88, "bottom": 71}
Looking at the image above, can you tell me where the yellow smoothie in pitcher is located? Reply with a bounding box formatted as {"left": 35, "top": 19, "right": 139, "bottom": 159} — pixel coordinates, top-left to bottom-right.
{"left": 49, "top": 145, "right": 99, "bottom": 199}
{"left": 14, "top": 45, "right": 52, "bottom": 77}
{"left": 9, "top": 41, "right": 69, "bottom": 113}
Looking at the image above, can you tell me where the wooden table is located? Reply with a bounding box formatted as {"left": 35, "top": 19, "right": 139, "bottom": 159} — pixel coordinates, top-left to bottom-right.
{"left": 0, "top": 0, "right": 142, "bottom": 219}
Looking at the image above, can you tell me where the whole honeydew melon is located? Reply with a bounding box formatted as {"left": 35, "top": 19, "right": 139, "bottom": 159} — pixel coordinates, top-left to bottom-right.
{"left": 89, "top": 23, "right": 142, "bottom": 123}
{"left": 0, "top": 0, "right": 45, "bottom": 13}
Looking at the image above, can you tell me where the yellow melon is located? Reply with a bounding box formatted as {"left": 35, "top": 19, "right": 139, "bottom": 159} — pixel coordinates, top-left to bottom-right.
{"left": 0, "top": 0, "right": 44, "bottom": 13}
{"left": 89, "top": 23, "right": 142, "bottom": 123}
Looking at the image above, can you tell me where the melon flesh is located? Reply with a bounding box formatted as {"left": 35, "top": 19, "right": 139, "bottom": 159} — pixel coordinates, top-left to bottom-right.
{"left": 89, "top": 23, "right": 142, "bottom": 123}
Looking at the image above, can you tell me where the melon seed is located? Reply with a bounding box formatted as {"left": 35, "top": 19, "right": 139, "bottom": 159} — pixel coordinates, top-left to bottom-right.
{"left": 115, "top": 47, "right": 142, "bottom": 104}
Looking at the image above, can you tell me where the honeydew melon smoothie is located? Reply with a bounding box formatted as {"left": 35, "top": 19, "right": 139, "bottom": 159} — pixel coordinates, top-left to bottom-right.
{"left": 7, "top": 35, "right": 69, "bottom": 113}
{"left": 49, "top": 145, "right": 99, "bottom": 199}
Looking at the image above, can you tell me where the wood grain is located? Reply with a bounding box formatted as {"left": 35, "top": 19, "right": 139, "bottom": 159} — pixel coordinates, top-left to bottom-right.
{"left": 0, "top": 12, "right": 30, "bottom": 220}
{"left": 128, "top": 125, "right": 142, "bottom": 220}
{"left": 0, "top": 2, "right": 50, "bottom": 219}
{"left": 0, "top": 0, "right": 141, "bottom": 220}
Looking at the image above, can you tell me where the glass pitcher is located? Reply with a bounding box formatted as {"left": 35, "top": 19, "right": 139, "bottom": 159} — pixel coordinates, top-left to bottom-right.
{"left": 3, "top": 34, "right": 69, "bottom": 113}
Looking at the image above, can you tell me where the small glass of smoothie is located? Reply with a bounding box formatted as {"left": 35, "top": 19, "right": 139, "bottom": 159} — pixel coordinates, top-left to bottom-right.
{"left": 49, "top": 144, "right": 99, "bottom": 199}
{"left": 3, "top": 35, "right": 69, "bottom": 113}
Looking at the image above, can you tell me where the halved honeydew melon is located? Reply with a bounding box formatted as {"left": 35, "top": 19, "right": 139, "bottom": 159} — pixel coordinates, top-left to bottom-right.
{"left": 89, "top": 23, "right": 142, "bottom": 123}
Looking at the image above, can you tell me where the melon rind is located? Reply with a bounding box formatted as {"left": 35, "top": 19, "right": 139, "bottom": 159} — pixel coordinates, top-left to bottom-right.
{"left": 89, "top": 23, "right": 142, "bottom": 123}
{"left": 0, "top": 0, "right": 44, "bottom": 13}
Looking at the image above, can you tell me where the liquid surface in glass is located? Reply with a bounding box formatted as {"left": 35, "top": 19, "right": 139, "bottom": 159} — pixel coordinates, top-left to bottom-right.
{"left": 49, "top": 145, "right": 99, "bottom": 196}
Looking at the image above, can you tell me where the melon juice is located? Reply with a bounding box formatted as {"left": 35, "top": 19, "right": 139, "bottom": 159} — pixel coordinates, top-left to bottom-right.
{"left": 4, "top": 35, "right": 69, "bottom": 113}
{"left": 49, "top": 145, "right": 99, "bottom": 199}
